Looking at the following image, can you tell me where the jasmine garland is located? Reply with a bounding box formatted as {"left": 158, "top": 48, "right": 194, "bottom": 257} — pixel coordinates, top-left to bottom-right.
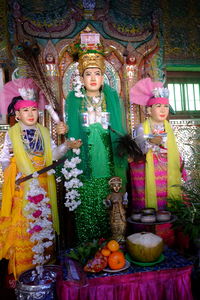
{"left": 24, "top": 178, "right": 55, "bottom": 267}
{"left": 62, "top": 138, "right": 83, "bottom": 211}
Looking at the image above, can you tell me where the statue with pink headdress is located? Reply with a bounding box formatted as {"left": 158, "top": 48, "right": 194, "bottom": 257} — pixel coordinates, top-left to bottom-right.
{"left": 0, "top": 78, "right": 82, "bottom": 280}
{"left": 129, "top": 77, "right": 187, "bottom": 212}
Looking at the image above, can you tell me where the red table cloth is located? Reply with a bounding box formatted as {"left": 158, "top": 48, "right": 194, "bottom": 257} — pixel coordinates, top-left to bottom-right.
{"left": 57, "top": 265, "right": 193, "bottom": 300}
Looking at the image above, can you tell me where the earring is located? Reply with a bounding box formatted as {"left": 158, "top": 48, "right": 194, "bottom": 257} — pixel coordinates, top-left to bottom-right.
{"left": 15, "top": 116, "right": 19, "bottom": 122}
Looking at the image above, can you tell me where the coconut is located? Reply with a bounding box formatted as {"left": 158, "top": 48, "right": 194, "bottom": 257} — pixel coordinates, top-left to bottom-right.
{"left": 126, "top": 232, "right": 163, "bottom": 262}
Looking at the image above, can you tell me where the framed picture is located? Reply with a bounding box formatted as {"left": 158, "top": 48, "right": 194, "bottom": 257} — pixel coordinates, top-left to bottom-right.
{"left": 0, "top": 67, "right": 7, "bottom": 124}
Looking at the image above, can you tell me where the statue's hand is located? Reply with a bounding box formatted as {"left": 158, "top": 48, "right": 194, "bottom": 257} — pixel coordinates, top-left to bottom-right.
{"left": 103, "top": 198, "right": 111, "bottom": 207}
{"left": 148, "top": 135, "right": 162, "bottom": 145}
{"left": 127, "top": 156, "right": 134, "bottom": 163}
{"left": 65, "top": 139, "right": 82, "bottom": 149}
{"left": 56, "top": 122, "right": 68, "bottom": 135}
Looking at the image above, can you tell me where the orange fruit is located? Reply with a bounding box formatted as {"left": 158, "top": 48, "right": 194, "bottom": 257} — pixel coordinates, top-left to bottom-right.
{"left": 107, "top": 240, "right": 120, "bottom": 252}
{"left": 108, "top": 251, "right": 126, "bottom": 270}
{"left": 101, "top": 247, "right": 111, "bottom": 257}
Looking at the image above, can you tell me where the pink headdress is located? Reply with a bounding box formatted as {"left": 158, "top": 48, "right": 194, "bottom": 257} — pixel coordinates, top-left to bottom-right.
{"left": 0, "top": 78, "right": 47, "bottom": 114}
{"left": 14, "top": 100, "right": 38, "bottom": 111}
{"left": 129, "top": 77, "right": 169, "bottom": 107}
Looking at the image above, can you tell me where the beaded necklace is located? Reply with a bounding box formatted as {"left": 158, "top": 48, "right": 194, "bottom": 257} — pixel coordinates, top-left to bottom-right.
{"left": 148, "top": 118, "right": 167, "bottom": 166}
{"left": 81, "top": 90, "right": 107, "bottom": 112}
{"left": 149, "top": 118, "right": 165, "bottom": 134}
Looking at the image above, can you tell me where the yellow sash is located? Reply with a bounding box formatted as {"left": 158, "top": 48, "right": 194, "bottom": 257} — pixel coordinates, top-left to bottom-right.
{"left": 1, "top": 157, "right": 17, "bottom": 217}
{"left": 144, "top": 119, "right": 182, "bottom": 209}
{"left": 1, "top": 123, "right": 59, "bottom": 234}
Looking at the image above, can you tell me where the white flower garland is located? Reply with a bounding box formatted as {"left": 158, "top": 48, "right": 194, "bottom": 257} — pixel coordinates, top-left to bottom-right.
{"left": 62, "top": 65, "right": 84, "bottom": 210}
{"left": 22, "top": 138, "right": 83, "bottom": 274}
{"left": 24, "top": 178, "right": 55, "bottom": 268}
{"left": 73, "top": 62, "right": 84, "bottom": 98}
{"left": 61, "top": 138, "right": 83, "bottom": 211}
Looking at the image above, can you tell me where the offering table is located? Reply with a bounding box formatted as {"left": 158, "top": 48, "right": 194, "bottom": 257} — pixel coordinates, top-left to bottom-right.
{"left": 56, "top": 248, "right": 193, "bottom": 300}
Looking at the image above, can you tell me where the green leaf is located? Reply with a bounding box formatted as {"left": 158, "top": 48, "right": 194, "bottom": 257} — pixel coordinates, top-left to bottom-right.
{"left": 65, "top": 239, "right": 104, "bottom": 265}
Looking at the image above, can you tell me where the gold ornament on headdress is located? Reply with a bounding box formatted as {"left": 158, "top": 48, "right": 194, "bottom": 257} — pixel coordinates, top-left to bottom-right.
{"left": 78, "top": 52, "right": 105, "bottom": 75}
{"left": 76, "top": 30, "right": 106, "bottom": 75}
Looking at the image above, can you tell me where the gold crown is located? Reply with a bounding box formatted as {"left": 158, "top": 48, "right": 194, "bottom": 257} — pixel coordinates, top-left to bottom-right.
{"left": 71, "top": 29, "right": 105, "bottom": 75}
{"left": 78, "top": 52, "right": 106, "bottom": 75}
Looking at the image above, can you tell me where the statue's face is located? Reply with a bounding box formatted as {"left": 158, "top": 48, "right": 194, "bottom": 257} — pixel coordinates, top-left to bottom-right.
{"left": 45, "top": 53, "right": 55, "bottom": 63}
{"left": 111, "top": 183, "right": 122, "bottom": 193}
{"left": 82, "top": 68, "right": 104, "bottom": 96}
{"left": 148, "top": 103, "right": 169, "bottom": 124}
{"left": 16, "top": 106, "right": 38, "bottom": 126}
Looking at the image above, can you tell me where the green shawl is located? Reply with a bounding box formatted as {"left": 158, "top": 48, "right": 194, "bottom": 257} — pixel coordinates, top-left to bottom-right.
{"left": 65, "top": 83, "right": 128, "bottom": 188}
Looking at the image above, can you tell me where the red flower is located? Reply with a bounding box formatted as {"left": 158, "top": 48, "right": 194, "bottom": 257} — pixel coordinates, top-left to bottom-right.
{"left": 28, "top": 194, "right": 44, "bottom": 204}
{"left": 32, "top": 210, "right": 42, "bottom": 218}
{"left": 98, "top": 238, "right": 106, "bottom": 245}
{"left": 29, "top": 225, "right": 42, "bottom": 234}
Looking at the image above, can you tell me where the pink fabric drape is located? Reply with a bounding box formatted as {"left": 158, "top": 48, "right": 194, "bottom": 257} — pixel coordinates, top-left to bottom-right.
{"left": 57, "top": 265, "right": 193, "bottom": 300}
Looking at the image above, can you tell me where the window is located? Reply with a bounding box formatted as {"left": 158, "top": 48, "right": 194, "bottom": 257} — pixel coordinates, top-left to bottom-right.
{"left": 167, "top": 71, "right": 200, "bottom": 117}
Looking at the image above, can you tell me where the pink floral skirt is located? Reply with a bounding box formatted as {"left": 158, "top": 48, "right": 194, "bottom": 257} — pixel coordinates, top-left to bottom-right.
{"left": 130, "top": 153, "right": 168, "bottom": 210}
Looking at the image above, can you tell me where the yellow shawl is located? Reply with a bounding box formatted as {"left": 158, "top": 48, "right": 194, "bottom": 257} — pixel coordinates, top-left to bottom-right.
{"left": 1, "top": 123, "right": 59, "bottom": 234}
{"left": 143, "top": 119, "right": 182, "bottom": 209}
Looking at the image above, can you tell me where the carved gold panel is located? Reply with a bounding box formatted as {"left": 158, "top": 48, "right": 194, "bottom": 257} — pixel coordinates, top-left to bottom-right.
{"left": 170, "top": 119, "right": 200, "bottom": 182}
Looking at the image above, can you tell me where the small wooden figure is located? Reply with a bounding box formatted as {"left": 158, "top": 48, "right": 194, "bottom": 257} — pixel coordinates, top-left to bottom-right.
{"left": 105, "top": 176, "right": 128, "bottom": 242}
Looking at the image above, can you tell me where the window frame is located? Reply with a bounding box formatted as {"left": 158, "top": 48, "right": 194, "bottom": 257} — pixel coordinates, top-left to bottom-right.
{"left": 166, "top": 71, "right": 200, "bottom": 119}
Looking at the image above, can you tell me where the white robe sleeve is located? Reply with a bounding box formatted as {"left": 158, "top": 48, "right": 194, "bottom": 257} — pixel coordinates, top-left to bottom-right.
{"left": 133, "top": 124, "right": 165, "bottom": 154}
{"left": 133, "top": 124, "right": 149, "bottom": 154}
{"left": 0, "top": 132, "right": 12, "bottom": 170}
{"left": 0, "top": 132, "right": 69, "bottom": 171}
{"left": 51, "top": 139, "right": 69, "bottom": 161}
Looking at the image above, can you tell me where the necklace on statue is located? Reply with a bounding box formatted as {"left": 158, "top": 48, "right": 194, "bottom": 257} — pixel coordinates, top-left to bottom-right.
{"left": 85, "top": 93, "right": 103, "bottom": 110}
{"left": 148, "top": 118, "right": 167, "bottom": 166}
{"left": 19, "top": 124, "right": 45, "bottom": 167}
{"left": 149, "top": 118, "right": 165, "bottom": 134}
{"left": 20, "top": 126, "right": 44, "bottom": 155}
